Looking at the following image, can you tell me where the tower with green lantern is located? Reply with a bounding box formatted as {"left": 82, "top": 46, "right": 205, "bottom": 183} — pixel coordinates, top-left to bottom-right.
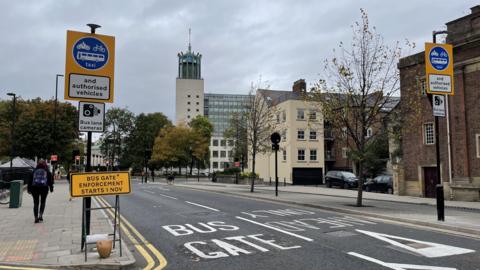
{"left": 175, "top": 30, "right": 204, "bottom": 124}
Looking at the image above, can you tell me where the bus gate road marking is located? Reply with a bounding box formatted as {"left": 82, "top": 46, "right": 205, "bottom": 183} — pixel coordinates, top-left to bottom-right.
{"left": 235, "top": 216, "right": 313, "bottom": 242}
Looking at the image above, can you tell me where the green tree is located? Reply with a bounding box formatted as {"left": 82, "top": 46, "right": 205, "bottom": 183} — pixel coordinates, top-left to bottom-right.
{"left": 0, "top": 98, "right": 79, "bottom": 167}
{"left": 224, "top": 112, "right": 248, "bottom": 171}
{"left": 101, "top": 107, "right": 135, "bottom": 169}
{"left": 188, "top": 115, "right": 213, "bottom": 175}
{"left": 151, "top": 125, "right": 192, "bottom": 173}
{"left": 123, "top": 112, "right": 171, "bottom": 172}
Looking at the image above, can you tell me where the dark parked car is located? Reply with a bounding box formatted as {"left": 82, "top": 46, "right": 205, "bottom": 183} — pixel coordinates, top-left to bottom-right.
{"left": 325, "top": 171, "right": 358, "bottom": 189}
{"left": 364, "top": 175, "right": 393, "bottom": 194}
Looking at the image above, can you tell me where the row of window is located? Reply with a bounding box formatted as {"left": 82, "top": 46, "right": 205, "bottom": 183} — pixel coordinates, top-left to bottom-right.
{"left": 275, "top": 109, "right": 318, "bottom": 123}
{"left": 212, "top": 139, "right": 234, "bottom": 147}
{"left": 187, "top": 95, "right": 200, "bottom": 98}
{"left": 296, "top": 130, "right": 317, "bottom": 140}
{"left": 187, "top": 101, "right": 200, "bottom": 105}
{"left": 212, "top": 150, "right": 233, "bottom": 158}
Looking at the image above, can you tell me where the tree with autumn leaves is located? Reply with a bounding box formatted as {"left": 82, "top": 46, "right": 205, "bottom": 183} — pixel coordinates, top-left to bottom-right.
{"left": 150, "top": 115, "right": 213, "bottom": 174}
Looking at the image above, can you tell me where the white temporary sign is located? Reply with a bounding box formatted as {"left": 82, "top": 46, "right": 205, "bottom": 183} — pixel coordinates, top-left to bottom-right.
{"left": 433, "top": 95, "right": 446, "bottom": 117}
{"left": 78, "top": 101, "right": 105, "bottom": 132}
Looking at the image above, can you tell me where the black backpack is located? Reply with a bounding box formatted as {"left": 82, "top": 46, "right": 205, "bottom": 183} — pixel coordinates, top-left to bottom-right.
{"left": 32, "top": 168, "right": 48, "bottom": 187}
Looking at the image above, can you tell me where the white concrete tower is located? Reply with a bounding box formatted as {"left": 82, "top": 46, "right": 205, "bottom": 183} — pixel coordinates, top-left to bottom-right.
{"left": 175, "top": 30, "right": 204, "bottom": 124}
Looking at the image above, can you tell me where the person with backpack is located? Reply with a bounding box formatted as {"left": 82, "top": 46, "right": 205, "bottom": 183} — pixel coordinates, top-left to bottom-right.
{"left": 28, "top": 159, "right": 54, "bottom": 223}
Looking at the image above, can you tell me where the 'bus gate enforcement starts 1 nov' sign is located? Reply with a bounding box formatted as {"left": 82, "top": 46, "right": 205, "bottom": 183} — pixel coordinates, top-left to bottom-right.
{"left": 70, "top": 172, "right": 131, "bottom": 197}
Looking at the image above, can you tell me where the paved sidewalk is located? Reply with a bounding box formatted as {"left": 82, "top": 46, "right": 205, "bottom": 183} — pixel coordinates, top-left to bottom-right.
{"left": 173, "top": 179, "right": 480, "bottom": 237}
{"left": 0, "top": 181, "right": 135, "bottom": 269}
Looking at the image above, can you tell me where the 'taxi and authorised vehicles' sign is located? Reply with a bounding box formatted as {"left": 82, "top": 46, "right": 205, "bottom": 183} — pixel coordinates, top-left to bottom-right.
{"left": 65, "top": 30, "right": 115, "bottom": 103}
{"left": 70, "top": 172, "right": 130, "bottom": 197}
{"left": 425, "top": 43, "right": 454, "bottom": 95}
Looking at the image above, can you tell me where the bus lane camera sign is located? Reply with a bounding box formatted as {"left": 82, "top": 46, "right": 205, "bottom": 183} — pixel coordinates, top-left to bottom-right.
{"left": 425, "top": 43, "right": 454, "bottom": 95}
{"left": 70, "top": 172, "right": 130, "bottom": 197}
{"left": 65, "top": 30, "right": 115, "bottom": 103}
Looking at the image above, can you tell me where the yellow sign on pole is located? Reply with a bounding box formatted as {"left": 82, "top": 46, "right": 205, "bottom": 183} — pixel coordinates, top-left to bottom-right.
{"left": 70, "top": 172, "right": 130, "bottom": 197}
{"left": 65, "top": 30, "right": 115, "bottom": 103}
{"left": 425, "top": 43, "right": 454, "bottom": 95}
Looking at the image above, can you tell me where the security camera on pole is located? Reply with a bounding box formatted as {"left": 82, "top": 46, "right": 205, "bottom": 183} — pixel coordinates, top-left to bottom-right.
{"left": 270, "top": 132, "right": 281, "bottom": 197}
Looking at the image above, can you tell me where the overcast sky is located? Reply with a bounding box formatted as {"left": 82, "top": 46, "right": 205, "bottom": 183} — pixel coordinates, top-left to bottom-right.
{"left": 0, "top": 1, "right": 476, "bottom": 121}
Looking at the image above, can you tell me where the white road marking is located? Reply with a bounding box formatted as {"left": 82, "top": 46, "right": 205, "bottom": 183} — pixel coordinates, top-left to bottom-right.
{"left": 186, "top": 201, "right": 220, "bottom": 212}
{"left": 348, "top": 252, "right": 457, "bottom": 270}
{"left": 158, "top": 193, "right": 178, "bottom": 200}
{"left": 356, "top": 229, "right": 475, "bottom": 258}
{"left": 235, "top": 216, "right": 313, "bottom": 242}
{"left": 144, "top": 190, "right": 155, "bottom": 195}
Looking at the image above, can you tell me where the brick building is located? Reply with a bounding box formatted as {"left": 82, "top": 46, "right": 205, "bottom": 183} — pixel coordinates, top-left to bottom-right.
{"left": 397, "top": 6, "right": 480, "bottom": 201}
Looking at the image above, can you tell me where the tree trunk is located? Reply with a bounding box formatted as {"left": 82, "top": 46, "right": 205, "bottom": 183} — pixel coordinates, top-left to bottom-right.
{"left": 250, "top": 152, "right": 256, "bottom": 192}
{"left": 356, "top": 161, "right": 364, "bottom": 207}
{"left": 189, "top": 156, "right": 194, "bottom": 176}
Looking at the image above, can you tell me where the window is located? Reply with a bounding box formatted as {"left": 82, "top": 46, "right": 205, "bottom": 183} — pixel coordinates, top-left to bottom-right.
{"left": 220, "top": 162, "right": 224, "bottom": 169}
{"left": 309, "top": 130, "right": 317, "bottom": 140}
{"left": 187, "top": 101, "right": 191, "bottom": 105}
{"left": 196, "top": 109, "right": 199, "bottom": 112}
{"left": 187, "top": 108, "right": 190, "bottom": 112}
{"left": 297, "top": 130, "right": 305, "bottom": 140}
{"left": 423, "top": 123, "right": 435, "bottom": 145}
{"left": 365, "top": 128, "right": 373, "bottom": 138}
{"left": 309, "top": 110, "right": 317, "bottom": 120}
{"left": 228, "top": 151, "right": 232, "bottom": 157}
{"left": 213, "top": 140, "right": 218, "bottom": 146}
{"left": 297, "top": 149, "right": 305, "bottom": 161}
{"left": 221, "top": 140, "right": 226, "bottom": 146}
{"left": 212, "top": 151, "right": 218, "bottom": 158}
{"left": 281, "top": 130, "right": 286, "bottom": 141}
{"left": 420, "top": 79, "right": 427, "bottom": 96}
{"left": 187, "top": 115, "right": 190, "bottom": 119}
{"left": 213, "top": 162, "right": 218, "bottom": 169}
{"left": 187, "top": 95, "right": 191, "bottom": 98}
{"left": 310, "top": 149, "right": 317, "bottom": 161}
{"left": 196, "top": 102, "right": 199, "bottom": 105}
{"left": 477, "top": 134, "right": 480, "bottom": 158}
{"left": 283, "top": 150, "right": 287, "bottom": 161}
{"left": 342, "top": 147, "right": 348, "bottom": 158}
{"left": 220, "top": 151, "right": 226, "bottom": 158}
{"left": 196, "top": 95, "right": 199, "bottom": 98}
{"left": 276, "top": 113, "right": 280, "bottom": 123}
{"left": 282, "top": 111, "right": 286, "bottom": 122}
{"left": 297, "top": 109, "right": 305, "bottom": 120}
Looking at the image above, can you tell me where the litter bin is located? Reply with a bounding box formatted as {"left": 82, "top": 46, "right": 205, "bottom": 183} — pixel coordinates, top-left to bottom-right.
{"left": 9, "top": 180, "right": 23, "bottom": 208}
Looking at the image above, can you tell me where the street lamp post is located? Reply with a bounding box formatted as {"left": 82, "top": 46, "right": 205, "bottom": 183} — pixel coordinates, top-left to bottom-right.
{"left": 52, "top": 74, "right": 64, "bottom": 178}
{"left": 7, "top": 93, "right": 16, "bottom": 174}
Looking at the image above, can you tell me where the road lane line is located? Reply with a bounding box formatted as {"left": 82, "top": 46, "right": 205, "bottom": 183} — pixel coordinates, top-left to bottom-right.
{"left": 144, "top": 190, "right": 155, "bottom": 195}
{"left": 158, "top": 194, "right": 178, "bottom": 200}
{"left": 235, "top": 216, "right": 313, "bottom": 242}
{"left": 94, "top": 197, "right": 155, "bottom": 270}
{"left": 185, "top": 201, "right": 220, "bottom": 212}
{"left": 97, "top": 197, "right": 167, "bottom": 270}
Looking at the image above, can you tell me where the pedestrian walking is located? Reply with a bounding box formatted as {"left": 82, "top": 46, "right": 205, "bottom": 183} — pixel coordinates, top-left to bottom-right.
{"left": 27, "top": 159, "right": 54, "bottom": 223}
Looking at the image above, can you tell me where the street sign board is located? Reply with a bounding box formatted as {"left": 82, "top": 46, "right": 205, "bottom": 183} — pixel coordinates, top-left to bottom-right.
{"left": 70, "top": 171, "right": 131, "bottom": 197}
{"left": 433, "top": 95, "right": 446, "bottom": 117}
{"left": 234, "top": 161, "right": 240, "bottom": 168}
{"left": 78, "top": 101, "right": 105, "bottom": 132}
{"left": 425, "top": 43, "right": 454, "bottom": 95}
{"left": 65, "top": 30, "right": 115, "bottom": 103}
{"left": 51, "top": 155, "right": 58, "bottom": 162}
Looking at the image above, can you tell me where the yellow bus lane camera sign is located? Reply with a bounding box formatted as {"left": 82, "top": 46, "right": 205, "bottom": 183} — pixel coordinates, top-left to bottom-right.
{"left": 425, "top": 42, "right": 454, "bottom": 95}
{"left": 65, "top": 30, "right": 115, "bottom": 103}
{"left": 70, "top": 172, "right": 130, "bottom": 197}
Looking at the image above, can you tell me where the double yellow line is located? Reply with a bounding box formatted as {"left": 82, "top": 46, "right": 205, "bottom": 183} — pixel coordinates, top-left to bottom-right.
{"left": 95, "top": 196, "right": 167, "bottom": 270}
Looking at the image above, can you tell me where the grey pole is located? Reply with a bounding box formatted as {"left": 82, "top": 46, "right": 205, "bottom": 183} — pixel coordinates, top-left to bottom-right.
{"left": 7, "top": 93, "right": 16, "bottom": 173}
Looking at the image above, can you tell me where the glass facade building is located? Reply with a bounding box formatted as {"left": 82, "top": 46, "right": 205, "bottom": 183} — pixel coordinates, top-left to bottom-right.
{"left": 204, "top": 93, "right": 250, "bottom": 135}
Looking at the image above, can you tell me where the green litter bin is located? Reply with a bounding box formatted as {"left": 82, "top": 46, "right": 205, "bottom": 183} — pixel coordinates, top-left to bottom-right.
{"left": 9, "top": 180, "right": 23, "bottom": 208}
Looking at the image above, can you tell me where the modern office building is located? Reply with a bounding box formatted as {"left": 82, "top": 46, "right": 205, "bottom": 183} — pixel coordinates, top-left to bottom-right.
{"left": 204, "top": 93, "right": 250, "bottom": 171}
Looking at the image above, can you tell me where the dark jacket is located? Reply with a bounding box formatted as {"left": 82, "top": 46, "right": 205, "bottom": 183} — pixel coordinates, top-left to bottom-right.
{"left": 28, "top": 166, "right": 54, "bottom": 193}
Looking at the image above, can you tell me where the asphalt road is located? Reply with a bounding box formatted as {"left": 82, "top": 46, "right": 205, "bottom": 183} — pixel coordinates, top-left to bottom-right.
{"left": 104, "top": 180, "right": 479, "bottom": 270}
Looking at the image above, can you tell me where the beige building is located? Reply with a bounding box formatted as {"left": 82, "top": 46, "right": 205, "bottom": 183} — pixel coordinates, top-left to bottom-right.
{"left": 175, "top": 43, "right": 204, "bottom": 124}
{"left": 256, "top": 80, "right": 325, "bottom": 185}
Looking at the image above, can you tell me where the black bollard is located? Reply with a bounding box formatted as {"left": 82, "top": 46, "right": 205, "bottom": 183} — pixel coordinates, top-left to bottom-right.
{"left": 436, "top": 184, "right": 445, "bottom": 221}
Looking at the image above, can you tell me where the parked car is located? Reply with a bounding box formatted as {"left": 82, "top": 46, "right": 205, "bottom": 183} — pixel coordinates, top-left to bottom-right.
{"left": 364, "top": 175, "right": 393, "bottom": 194}
{"left": 325, "top": 171, "right": 358, "bottom": 189}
